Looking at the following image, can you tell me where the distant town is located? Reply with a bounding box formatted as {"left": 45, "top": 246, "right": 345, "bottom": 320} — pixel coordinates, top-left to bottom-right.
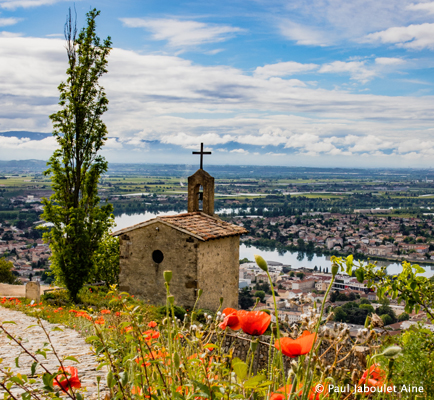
{"left": 1, "top": 163, "right": 434, "bottom": 336}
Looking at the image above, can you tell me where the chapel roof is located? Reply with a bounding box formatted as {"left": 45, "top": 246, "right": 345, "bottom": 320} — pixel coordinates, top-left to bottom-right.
{"left": 112, "top": 212, "right": 248, "bottom": 241}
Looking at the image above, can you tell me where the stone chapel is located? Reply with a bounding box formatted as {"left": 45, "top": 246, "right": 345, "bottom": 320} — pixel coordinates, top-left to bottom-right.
{"left": 112, "top": 144, "right": 247, "bottom": 311}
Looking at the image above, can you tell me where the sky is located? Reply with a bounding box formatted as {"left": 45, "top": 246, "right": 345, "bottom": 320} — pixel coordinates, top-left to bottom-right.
{"left": 0, "top": 0, "right": 434, "bottom": 168}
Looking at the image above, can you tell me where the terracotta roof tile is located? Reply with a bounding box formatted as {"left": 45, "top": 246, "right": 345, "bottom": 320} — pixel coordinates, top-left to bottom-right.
{"left": 159, "top": 212, "right": 248, "bottom": 241}
{"left": 112, "top": 212, "right": 248, "bottom": 241}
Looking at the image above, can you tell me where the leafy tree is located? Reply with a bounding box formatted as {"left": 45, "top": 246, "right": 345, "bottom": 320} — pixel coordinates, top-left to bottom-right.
{"left": 360, "top": 298, "right": 371, "bottom": 305}
{"left": 342, "top": 301, "right": 358, "bottom": 309}
{"left": 348, "top": 292, "right": 357, "bottom": 301}
{"left": 41, "top": 9, "right": 113, "bottom": 302}
{"left": 359, "top": 303, "right": 375, "bottom": 314}
{"left": 380, "top": 314, "right": 393, "bottom": 325}
{"left": 255, "top": 290, "right": 265, "bottom": 302}
{"left": 398, "top": 312, "right": 410, "bottom": 321}
{"left": 0, "top": 258, "right": 21, "bottom": 285}
{"left": 329, "top": 290, "right": 340, "bottom": 302}
{"left": 239, "top": 287, "right": 255, "bottom": 310}
{"left": 333, "top": 306, "right": 347, "bottom": 322}
{"left": 296, "top": 272, "right": 305, "bottom": 279}
{"left": 92, "top": 228, "right": 119, "bottom": 286}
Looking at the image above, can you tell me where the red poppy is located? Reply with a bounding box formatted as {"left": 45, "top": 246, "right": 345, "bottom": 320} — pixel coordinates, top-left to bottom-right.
{"left": 270, "top": 384, "right": 297, "bottom": 400}
{"left": 270, "top": 383, "right": 328, "bottom": 400}
{"left": 148, "top": 321, "right": 157, "bottom": 328}
{"left": 100, "top": 309, "right": 111, "bottom": 314}
{"left": 237, "top": 310, "right": 271, "bottom": 336}
{"left": 359, "top": 364, "right": 386, "bottom": 385}
{"left": 143, "top": 329, "right": 160, "bottom": 341}
{"left": 308, "top": 383, "right": 329, "bottom": 399}
{"left": 275, "top": 331, "right": 316, "bottom": 358}
{"left": 53, "top": 366, "right": 81, "bottom": 392}
{"left": 358, "top": 363, "right": 392, "bottom": 392}
{"left": 219, "top": 308, "right": 241, "bottom": 331}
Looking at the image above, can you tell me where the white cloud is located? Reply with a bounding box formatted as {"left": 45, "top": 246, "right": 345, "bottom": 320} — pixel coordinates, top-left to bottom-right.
{"left": 375, "top": 57, "right": 406, "bottom": 65}
{"left": 230, "top": 148, "right": 249, "bottom": 154}
{"left": 347, "top": 135, "right": 393, "bottom": 152}
{"left": 254, "top": 61, "right": 318, "bottom": 78}
{"left": 407, "top": 2, "right": 434, "bottom": 14}
{"left": 1, "top": 34, "right": 434, "bottom": 166}
{"left": 319, "top": 61, "right": 376, "bottom": 83}
{"left": 0, "top": 0, "right": 63, "bottom": 9}
{"left": 161, "top": 132, "right": 233, "bottom": 148}
{"left": 0, "top": 17, "right": 21, "bottom": 26}
{"left": 279, "top": 20, "right": 331, "bottom": 46}
{"left": 0, "top": 135, "right": 56, "bottom": 149}
{"left": 363, "top": 23, "right": 434, "bottom": 50}
{"left": 120, "top": 18, "right": 242, "bottom": 47}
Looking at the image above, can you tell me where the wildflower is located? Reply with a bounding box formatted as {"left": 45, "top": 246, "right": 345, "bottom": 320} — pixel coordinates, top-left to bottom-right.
{"left": 237, "top": 310, "right": 271, "bottom": 336}
{"left": 143, "top": 329, "right": 160, "bottom": 341}
{"left": 270, "top": 385, "right": 296, "bottom": 400}
{"left": 95, "top": 317, "right": 105, "bottom": 325}
{"left": 274, "top": 331, "right": 316, "bottom": 358}
{"left": 124, "top": 326, "right": 133, "bottom": 333}
{"left": 219, "top": 308, "right": 241, "bottom": 331}
{"left": 148, "top": 321, "right": 157, "bottom": 328}
{"left": 100, "top": 309, "right": 111, "bottom": 315}
{"left": 53, "top": 366, "right": 81, "bottom": 392}
{"left": 115, "top": 311, "right": 121, "bottom": 317}
{"left": 136, "top": 351, "right": 168, "bottom": 367}
{"left": 358, "top": 363, "right": 392, "bottom": 391}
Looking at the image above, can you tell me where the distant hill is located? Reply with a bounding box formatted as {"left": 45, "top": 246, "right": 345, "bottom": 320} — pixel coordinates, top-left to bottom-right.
{"left": 0, "top": 159, "right": 47, "bottom": 172}
{"left": 0, "top": 131, "right": 51, "bottom": 140}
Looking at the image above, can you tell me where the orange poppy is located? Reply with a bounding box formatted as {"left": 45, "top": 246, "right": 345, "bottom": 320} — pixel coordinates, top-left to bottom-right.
{"left": 219, "top": 308, "right": 241, "bottom": 331}
{"left": 274, "top": 331, "right": 316, "bottom": 358}
{"left": 237, "top": 310, "right": 271, "bottom": 336}
{"left": 308, "top": 383, "right": 329, "bottom": 399}
{"left": 270, "top": 383, "right": 328, "bottom": 400}
{"left": 148, "top": 321, "right": 157, "bottom": 328}
{"left": 100, "top": 309, "right": 111, "bottom": 314}
{"left": 53, "top": 366, "right": 81, "bottom": 392}
{"left": 358, "top": 363, "right": 392, "bottom": 393}
{"left": 143, "top": 329, "right": 160, "bottom": 341}
{"left": 270, "top": 384, "right": 297, "bottom": 400}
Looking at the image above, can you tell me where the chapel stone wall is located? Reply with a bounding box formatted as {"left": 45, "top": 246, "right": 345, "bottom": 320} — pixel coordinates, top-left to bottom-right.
{"left": 197, "top": 235, "right": 240, "bottom": 311}
{"left": 118, "top": 222, "right": 200, "bottom": 308}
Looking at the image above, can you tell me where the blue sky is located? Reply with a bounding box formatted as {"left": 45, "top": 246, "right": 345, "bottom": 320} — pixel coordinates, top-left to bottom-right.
{"left": 1, "top": 0, "right": 434, "bottom": 167}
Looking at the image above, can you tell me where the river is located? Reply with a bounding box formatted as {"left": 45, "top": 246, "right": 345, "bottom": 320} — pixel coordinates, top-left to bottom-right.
{"left": 114, "top": 211, "right": 434, "bottom": 278}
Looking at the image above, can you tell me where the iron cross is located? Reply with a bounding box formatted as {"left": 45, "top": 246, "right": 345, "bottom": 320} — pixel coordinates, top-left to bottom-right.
{"left": 193, "top": 143, "right": 211, "bottom": 169}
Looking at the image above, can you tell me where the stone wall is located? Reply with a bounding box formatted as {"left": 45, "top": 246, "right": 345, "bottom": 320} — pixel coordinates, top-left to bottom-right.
{"left": 0, "top": 282, "right": 51, "bottom": 298}
{"left": 216, "top": 332, "right": 367, "bottom": 374}
{"left": 118, "top": 221, "right": 199, "bottom": 309}
{"left": 197, "top": 236, "right": 240, "bottom": 311}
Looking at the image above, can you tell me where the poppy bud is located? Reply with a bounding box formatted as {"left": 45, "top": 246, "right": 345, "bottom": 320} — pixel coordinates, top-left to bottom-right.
{"left": 219, "top": 297, "right": 224, "bottom": 306}
{"left": 331, "top": 264, "right": 339, "bottom": 277}
{"left": 382, "top": 346, "right": 402, "bottom": 358}
{"left": 197, "top": 289, "right": 203, "bottom": 298}
{"left": 254, "top": 254, "right": 268, "bottom": 272}
{"left": 168, "top": 295, "right": 175, "bottom": 305}
{"left": 164, "top": 270, "right": 172, "bottom": 284}
{"left": 173, "top": 352, "right": 180, "bottom": 369}
{"left": 250, "top": 339, "right": 259, "bottom": 352}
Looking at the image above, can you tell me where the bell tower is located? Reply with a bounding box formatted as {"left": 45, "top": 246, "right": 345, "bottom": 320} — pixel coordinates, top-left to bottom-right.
{"left": 188, "top": 143, "right": 214, "bottom": 216}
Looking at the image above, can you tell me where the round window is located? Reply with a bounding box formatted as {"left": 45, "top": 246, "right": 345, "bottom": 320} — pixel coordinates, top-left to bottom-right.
{"left": 152, "top": 250, "right": 164, "bottom": 264}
